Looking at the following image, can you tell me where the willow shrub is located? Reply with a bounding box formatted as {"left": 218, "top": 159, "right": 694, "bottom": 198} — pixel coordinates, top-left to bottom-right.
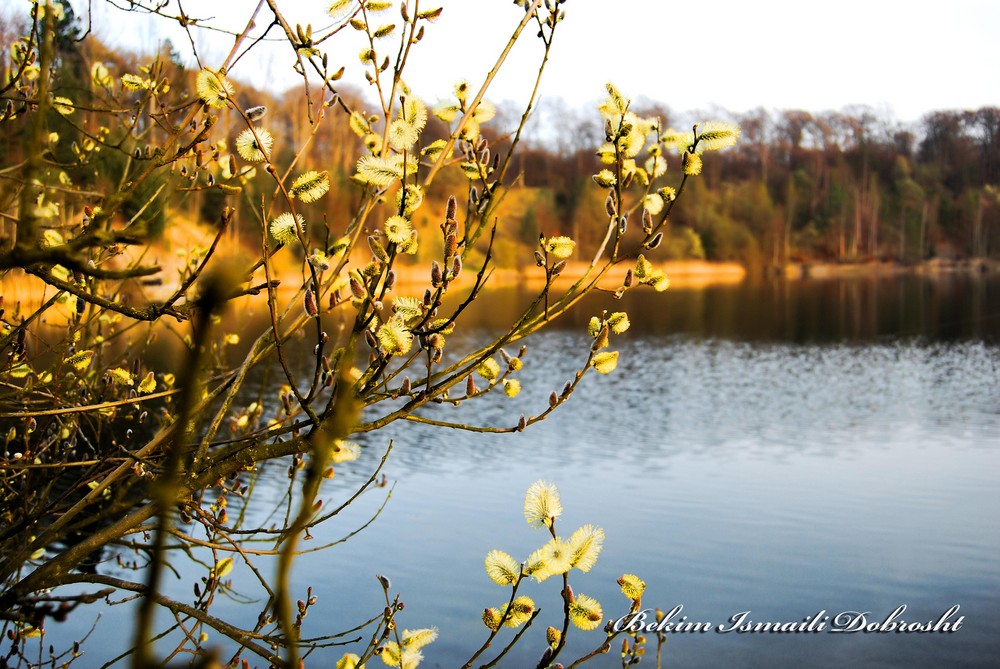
{"left": 0, "top": 1, "right": 738, "bottom": 667}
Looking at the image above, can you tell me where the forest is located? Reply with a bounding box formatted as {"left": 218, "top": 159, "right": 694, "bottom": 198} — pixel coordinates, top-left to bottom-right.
{"left": 3, "top": 5, "right": 998, "bottom": 276}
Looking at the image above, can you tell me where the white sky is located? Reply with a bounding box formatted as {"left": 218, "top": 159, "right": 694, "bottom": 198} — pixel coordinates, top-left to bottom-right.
{"left": 30, "top": 0, "right": 1000, "bottom": 123}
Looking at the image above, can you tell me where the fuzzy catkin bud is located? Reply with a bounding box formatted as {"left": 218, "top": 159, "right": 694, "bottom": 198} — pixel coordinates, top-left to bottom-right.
{"left": 400, "top": 377, "right": 411, "bottom": 395}
{"left": 304, "top": 289, "right": 318, "bottom": 317}
{"left": 534, "top": 250, "right": 545, "bottom": 266}
{"left": 350, "top": 277, "right": 366, "bottom": 299}
{"left": 682, "top": 151, "right": 703, "bottom": 176}
{"left": 642, "top": 208, "right": 653, "bottom": 233}
{"left": 624, "top": 269, "right": 634, "bottom": 287}
{"left": 445, "top": 233, "right": 458, "bottom": 258}
{"left": 605, "top": 195, "right": 617, "bottom": 217}
{"left": 431, "top": 261, "right": 443, "bottom": 286}
{"left": 466, "top": 375, "right": 476, "bottom": 395}
{"left": 452, "top": 255, "right": 462, "bottom": 278}
{"left": 549, "top": 391, "right": 558, "bottom": 407}
{"left": 647, "top": 232, "right": 663, "bottom": 249}
{"left": 592, "top": 325, "right": 609, "bottom": 351}
{"left": 368, "top": 236, "right": 389, "bottom": 262}
{"left": 446, "top": 195, "right": 457, "bottom": 220}
{"left": 245, "top": 105, "right": 267, "bottom": 121}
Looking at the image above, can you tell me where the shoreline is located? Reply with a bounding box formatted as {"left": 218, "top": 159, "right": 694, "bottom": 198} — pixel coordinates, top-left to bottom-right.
{"left": 5, "top": 257, "right": 1000, "bottom": 314}
{"left": 770, "top": 258, "right": 1000, "bottom": 280}
{"left": 389, "top": 259, "right": 747, "bottom": 290}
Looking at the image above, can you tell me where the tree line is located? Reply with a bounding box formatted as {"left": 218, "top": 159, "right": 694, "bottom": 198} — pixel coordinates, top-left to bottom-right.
{"left": 3, "top": 6, "right": 998, "bottom": 272}
{"left": 512, "top": 101, "right": 1000, "bottom": 268}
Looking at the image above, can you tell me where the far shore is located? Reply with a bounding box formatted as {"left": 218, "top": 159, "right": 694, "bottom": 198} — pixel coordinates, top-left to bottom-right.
{"left": 771, "top": 257, "right": 1000, "bottom": 280}
{"left": 5, "top": 257, "right": 1000, "bottom": 315}
{"left": 389, "top": 259, "right": 747, "bottom": 291}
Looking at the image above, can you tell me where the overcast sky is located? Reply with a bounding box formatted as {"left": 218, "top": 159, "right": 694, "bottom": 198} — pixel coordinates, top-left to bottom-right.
{"left": 34, "top": 0, "right": 1000, "bottom": 123}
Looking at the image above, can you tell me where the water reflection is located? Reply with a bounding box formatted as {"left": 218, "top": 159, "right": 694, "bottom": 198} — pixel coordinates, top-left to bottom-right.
{"left": 450, "top": 272, "right": 1000, "bottom": 342}
{"left": 293, "top": 275, "right": 1000, "bottom": 668}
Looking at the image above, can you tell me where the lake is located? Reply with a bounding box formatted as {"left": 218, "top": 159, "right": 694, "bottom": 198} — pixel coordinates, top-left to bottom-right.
{"left": 56, "top": 273, "right": 1000, "bottom": 668}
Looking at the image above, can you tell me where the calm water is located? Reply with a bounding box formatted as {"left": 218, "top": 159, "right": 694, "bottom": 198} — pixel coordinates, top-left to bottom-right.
{"left": 59, "top": 274, "right": 1000, "bottom": 668}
